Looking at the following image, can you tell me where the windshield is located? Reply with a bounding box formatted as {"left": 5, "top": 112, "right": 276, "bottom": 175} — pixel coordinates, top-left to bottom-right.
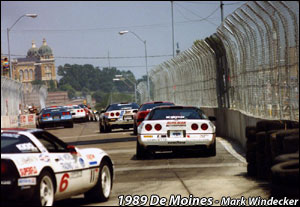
{"left": 107, "top": 103, "right": 139, "bottom": 111}
{"left": 1, "top": 133, "right": 40, "bottom": 154}
{"left": 149, "top": 108, "right": 208, "bottom": 120}
{"left": 140, "top": 102, "right": 174, "bottom": 111}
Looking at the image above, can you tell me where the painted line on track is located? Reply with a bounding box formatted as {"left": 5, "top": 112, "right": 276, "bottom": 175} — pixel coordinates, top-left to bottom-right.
{"left": 218, "top": 138, "right": 247, "bottom": 164}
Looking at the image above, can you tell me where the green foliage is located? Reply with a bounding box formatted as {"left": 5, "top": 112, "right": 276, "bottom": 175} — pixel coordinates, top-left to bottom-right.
{"left": 31, "top": 79, "right": 44, "bottom": 85}
{"left": 58, "top": 64, "right": 138, "bottom": 108}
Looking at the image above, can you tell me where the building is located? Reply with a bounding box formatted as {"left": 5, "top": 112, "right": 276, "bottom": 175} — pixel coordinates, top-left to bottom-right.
{"left": 12, "top": 38, "right": 57, "bottom": 92}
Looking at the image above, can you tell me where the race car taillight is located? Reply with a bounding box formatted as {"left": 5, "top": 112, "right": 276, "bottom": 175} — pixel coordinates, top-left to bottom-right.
{"left": 201, "top": 123, "right": 208, "bottom": 130}
{"left": 1, "top": 162, "right": 6, "bottom": 174}
{"left": 155, "top": 124, "right": 162, "bottom": 131}
{"left": 191, "top": 123, "right": 199, "bottom": 130}
{"left": 110, "top": 113, "right": 114, "bottom": 117}
{"left": 62, "top": 112, "right": 70, "bottom": 115}
{"left": 116, "top": 112, "right": 120, "bottom": 116}
{"left": 145, "top": 124, "right": 152, "bottom": 131}
{"left": 42, "top": 113, "right": 51, "bottom": 117}
{"left": 77, "top": 109, "right": 84, "bottom": 112}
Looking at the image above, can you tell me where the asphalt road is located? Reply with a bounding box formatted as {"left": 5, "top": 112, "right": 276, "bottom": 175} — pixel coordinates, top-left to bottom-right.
{"left": 47, "top": 121, "right": 271, "bottom": 206}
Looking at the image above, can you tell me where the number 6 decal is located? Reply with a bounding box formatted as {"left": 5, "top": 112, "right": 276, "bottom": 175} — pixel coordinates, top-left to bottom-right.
{"left": 59, "top": 173, "right": 69, "bottom": 192}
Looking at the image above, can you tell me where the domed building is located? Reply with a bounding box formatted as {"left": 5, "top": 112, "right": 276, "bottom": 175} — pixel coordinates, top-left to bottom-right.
{"left": 12, "top": 38, "right": 57, "bottom": 92}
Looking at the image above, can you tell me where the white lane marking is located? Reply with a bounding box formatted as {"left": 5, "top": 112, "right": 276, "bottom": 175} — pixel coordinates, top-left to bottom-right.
{"left": 218, "top": 138, "right": 247, "bottom": 164}
{"left": 115, "top": 162, "right": 245, "bottom": 172}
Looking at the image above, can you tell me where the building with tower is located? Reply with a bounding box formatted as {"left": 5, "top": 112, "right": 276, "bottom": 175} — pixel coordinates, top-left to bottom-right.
{"left": 12, "top": 38, "right": 57, "bottom": 92}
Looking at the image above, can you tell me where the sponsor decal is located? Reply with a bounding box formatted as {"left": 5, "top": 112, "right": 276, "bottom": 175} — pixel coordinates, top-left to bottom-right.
{"left": 59, "top": 173, "right": 69, "bottom": 192}
{"left": 60, "top": 162, "right": 74, "bottom": 170}
{"left": 1, "top": 180, "right": 12, "bottom": 185}
{"left": 19, "top": 166, "right": 38, "bottom": 176}
{"left": 144, "top": 135, "right": 153, "bottom": 138}
{"left": 89, "top": 161, "right": 97, "bottom": 166}
{"left": 39, "top": 154, "right": 50, "bottom": 162}
{"left": 18, "top": 177, "right": 37, "bottom": 186}
{"left": 166, "top": 121, "right": 186, "bottom": 127}
{"left": 166, "top": 116, "right": 185, "bottom": 119}
{"left": 16, "top": 143, "right": 38, "bottom": 152}
{"left": 69, "top": 171, "right": 82, "bottom": 178}
{"left": 168, "top": 141, "right": 186, "bottom": 144}
{"left": 17, "top": 156, "right": 38, "bottom": 165}
{"left": 79, "top": 158, "right": 85, "bottom": 168}
{"left": 86, "top": 154, "right": 95, "bottom": 160}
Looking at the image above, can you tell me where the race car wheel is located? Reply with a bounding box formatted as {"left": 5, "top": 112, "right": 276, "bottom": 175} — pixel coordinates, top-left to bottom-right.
{"left": 84, "top": 161, "right": 112, "bottom": 202}
{"left": 136, "top": 141, "right": 148, "bottom": 159}
{"left": 99, "top": 122, "right": 105, "bottom": 133}
{"left": 133, "top": 124, "right": 137, "bottom": 135}
{"left": 32, "top": 171, "right": 54, "bottom": 206}
{"left": 207, "top": 141, "right": 216, "bottom": 156}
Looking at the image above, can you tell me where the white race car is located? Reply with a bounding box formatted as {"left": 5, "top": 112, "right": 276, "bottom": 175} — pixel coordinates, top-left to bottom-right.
{"left": 99, "top": 103, "right": 139, "bottom": 133}
{"left": 64, "top": 105, "right": 87, "bottom": 122}
{"left": 137, "top": 106, "right": 217, "bottom": 159}
{"left": 1, "top": 128, "right": 114, "bottom": 206}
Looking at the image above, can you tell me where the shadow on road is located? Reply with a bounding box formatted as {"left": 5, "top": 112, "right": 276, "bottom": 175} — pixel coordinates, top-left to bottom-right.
{"left": 67, "top": 137, "right": 137, "bottom": 146}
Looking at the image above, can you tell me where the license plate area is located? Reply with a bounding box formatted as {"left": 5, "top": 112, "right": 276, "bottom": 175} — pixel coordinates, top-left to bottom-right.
{"left": 168, "top": 130, "right": 185, "bottom": 138}
{"left": 53, "top": 116, "right": 60, "bottom": 120}
{"left": 123, "top": 116, "right": 132, "bottom": 120}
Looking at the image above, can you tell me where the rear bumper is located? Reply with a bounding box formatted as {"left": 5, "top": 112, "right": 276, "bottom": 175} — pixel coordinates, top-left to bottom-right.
{"left": 108, "top": 119, "right": 134, "bottom": 127}
{"left": 1, "top": 178, "right": 35, "bottom": 202}
{"left": 138, "top": 134, "right": 216, "bottom": 148}
{"left": 40, "top": 119, "right": 73, "bottom": 127}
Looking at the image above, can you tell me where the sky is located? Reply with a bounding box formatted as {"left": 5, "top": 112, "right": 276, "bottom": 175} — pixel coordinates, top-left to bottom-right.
{"left": 1, "top": 1, "right": 245, "bottom": 79}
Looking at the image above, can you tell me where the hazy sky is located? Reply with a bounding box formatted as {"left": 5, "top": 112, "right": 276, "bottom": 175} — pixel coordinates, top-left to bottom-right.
{"left": 1, "top": 1, "right": 245, "bottom": 79}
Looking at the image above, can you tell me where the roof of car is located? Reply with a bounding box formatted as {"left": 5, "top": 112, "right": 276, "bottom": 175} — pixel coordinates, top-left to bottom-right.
{"left": 153, "top": 105, "right": 197, "bottom": 109}
{"left": 142, "top": 101, "right": 174, "bottom": 105}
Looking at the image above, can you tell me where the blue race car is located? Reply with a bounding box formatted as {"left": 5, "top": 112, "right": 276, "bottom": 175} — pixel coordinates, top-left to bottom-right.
{"left": 36, "top": 106, "right": 73, "bottom": 129}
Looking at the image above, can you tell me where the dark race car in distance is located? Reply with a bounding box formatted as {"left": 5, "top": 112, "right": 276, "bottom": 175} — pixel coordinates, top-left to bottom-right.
{"left": 36, "top": 106, "right": 73, "bottom": 129}
{"left": 133, "top": 101, "right": 174, "bottom": 135}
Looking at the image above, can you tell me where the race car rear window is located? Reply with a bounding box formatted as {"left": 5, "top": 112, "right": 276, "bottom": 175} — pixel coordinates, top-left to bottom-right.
{"left": 149, "top": 108, "right": 208, "bottom": 120}
{"left": 1, "top": 133, "right": 39, "bottom": 153}
{"left": 140, "top": 102, "right": 174, "bottom": 111}
{"left": 107, "top": 103, "right": 139, "bottom": 111}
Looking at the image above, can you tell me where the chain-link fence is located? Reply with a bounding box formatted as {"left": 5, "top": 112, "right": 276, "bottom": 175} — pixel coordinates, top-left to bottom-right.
{"left": 150, "top": 1, "right": 298, "bottom": 121}
{"left": 137, "top": 81, "right": 148, "bottom": 104}
{"left": 1, "top": 76, "right": 23, "bottom": 116}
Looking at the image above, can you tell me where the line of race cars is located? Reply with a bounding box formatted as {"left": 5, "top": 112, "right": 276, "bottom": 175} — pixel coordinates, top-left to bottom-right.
{"left": 1, "top": 101, "right": 217, "bottom": 206}
{"left": 36, "top": 104, "right": 99, "bottom": 129}
{"left": 99, "top": 101, "right": 217, "bottom": 159}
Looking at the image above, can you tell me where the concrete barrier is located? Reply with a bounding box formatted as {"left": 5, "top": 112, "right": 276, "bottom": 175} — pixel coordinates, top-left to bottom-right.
{"left": 1, "top": 114, "right": 36, "bottom": 128}
{"left": 201, "top": 107, "right": 267, "bottom": 151}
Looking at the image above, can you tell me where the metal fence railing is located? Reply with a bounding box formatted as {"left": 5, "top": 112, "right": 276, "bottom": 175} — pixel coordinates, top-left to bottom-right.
{"left": 137, "top": 81, "right": 148, "bottom": 105}
{"left": 1, "top": 76, "right": 23, "bottom": 116}
{"left": 150, "top": 1, "right": 298, "bottom": 121}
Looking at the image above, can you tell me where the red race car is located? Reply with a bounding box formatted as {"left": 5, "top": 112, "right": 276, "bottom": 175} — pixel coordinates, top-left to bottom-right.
{"left": 133, "top": 101, "right": 174, "bottom": 135}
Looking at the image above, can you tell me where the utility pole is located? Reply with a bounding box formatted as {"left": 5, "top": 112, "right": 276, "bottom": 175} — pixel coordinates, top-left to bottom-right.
{"left": 220, "top": 1, "right": 224, "bottom": 23}
{"left": 171, "top": 1, "right": 175, "bottom": 58}
{"left": 108, "top": 50, "right": 111, "bottom": 68}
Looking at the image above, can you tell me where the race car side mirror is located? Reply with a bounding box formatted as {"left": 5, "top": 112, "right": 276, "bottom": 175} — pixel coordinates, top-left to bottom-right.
{"left": 208, "top": 116, "right": 216, "bottom": 121}
{"left": 67, "top": 145, "right": 78, "bottom": 155}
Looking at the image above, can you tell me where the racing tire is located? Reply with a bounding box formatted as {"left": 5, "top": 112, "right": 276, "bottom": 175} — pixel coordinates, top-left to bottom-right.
{"left": 31, "top": 170, "right": 55, "bottom": 206}
{"left": 133, "top": 124, "right": 138, "bottom": 135}
{"left": 245, "top": 126, "right": 257, "bottom": 143}
{"left": 99, "top": 122, "right": 105, "bottom": 133}
{"left": 271, "top": 160, "right": 299, "bottom": 186}
{"left": 207, "top": 141, "right": 216, "bottom": 157}
{"left": 65, "top": 122, "right": 74, "bottom": 128}
{"left": 273, "top": 152, "right": 299, "bottom": 165}
{"left": 136, "top": 141, "right": 148, "bottom": 160}
{"left": 283, "top": 135, "right": 299, "bottom": 154}
{"left": 84, "top": 161, "right": 113, "bottom": 202}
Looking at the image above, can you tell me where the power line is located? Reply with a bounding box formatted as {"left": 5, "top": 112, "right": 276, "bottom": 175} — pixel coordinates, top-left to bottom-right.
{"left": 4, "top": 54, "right": 173, "bottom": 59}
{"left": 174, "top": 2, "right": 219, "bottom": 26}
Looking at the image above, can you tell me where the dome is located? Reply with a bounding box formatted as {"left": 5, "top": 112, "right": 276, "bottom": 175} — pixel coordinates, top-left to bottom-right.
{"left": 38, "top": 38, "right": 53, "bottom": 57}
{"left": 27, "top": 40, "right": 39, "bottom": 58}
